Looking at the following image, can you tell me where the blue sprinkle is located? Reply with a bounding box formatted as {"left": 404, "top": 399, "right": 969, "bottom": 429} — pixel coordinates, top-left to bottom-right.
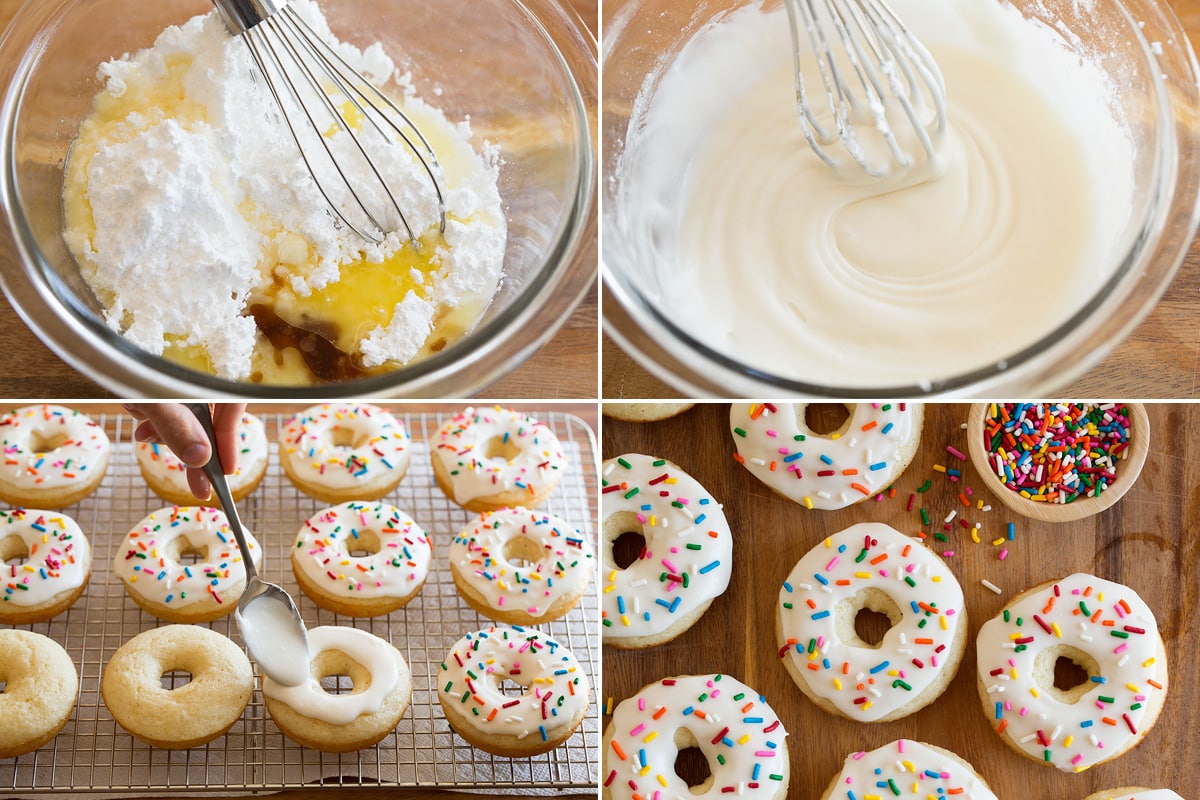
{"left": 811, "top": 610, "right": 830, "bottom": 620}
{"left": 819, "top": 454, "right": 833, "bottom": 465}
{"left": 869, "top": 660, "right": 890, "bottom": 674}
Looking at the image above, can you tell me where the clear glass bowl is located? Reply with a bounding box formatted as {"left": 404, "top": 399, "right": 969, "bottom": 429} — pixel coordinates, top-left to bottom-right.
{"left": 0, "top": 0, "right": 596, "bottom": 398}
{"left": 602, "top": 0, "right": 1200, "bottom": 398}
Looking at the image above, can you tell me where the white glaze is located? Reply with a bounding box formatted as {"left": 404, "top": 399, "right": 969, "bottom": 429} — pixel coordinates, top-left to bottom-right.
{"left": 604, "top": 674, "right": 789, "bottom": 800}
{"left": 0, "top": 405, "right": 110, "bottom": 491}
{"left": 430, "top": 408, "right": 567, "bottom": 505}
{"left": 262, "top": 625, "right": 399, "bottom": 725}
{"left": 777, "top": 523, "right": 964, "bottom": 721}
{"left": 237, "top": 593, "right": 310, "bottom": 687}
{"left": 976, "top": 573, "right": 1165, "bottom": 773}
{"left": 601, "top": 454, "right": 733, "bottom": 643}
{"left": 730, "top": 402, "right": 920, "bottom": 510}
{"left": 829, "top": 740, "right": 997, "bottom": 799}
{"left": 450, "top": 506, "right": 594, "bottom": 619}
{"left": 1093, "top": 792, "right": 1184, "bottom": 800}
{"left": 0, "top": 509, "right": 89, "bottom": 606}
{"left": 137, "top": 412, "right": 267, "bottom": 496}
{"left": 280, "top": 404, "right": 410, "bottom": 491}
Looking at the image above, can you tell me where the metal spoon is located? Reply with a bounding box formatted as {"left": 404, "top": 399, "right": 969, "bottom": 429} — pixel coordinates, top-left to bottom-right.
{"left": 186, "top": 403, "right": 310, "bottom": 687}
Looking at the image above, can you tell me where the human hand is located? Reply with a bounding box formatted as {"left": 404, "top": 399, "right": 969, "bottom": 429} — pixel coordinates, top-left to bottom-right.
{"left": 124, "top": 403, "right": 248, "bottom": 501}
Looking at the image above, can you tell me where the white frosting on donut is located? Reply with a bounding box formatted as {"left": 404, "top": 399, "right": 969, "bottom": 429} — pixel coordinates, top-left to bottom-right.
{"left": 293, "top": 501, "right": 432, "bottom": 599}
{"left": 778, "top": 523, "right": 964, "bottom": 721}
{"left": 601, "top": 454, "right": 733, "bottom": 643}
{"left": 438, "top": 626, "right": 589, "bottom": 742}
{"left": 0, "top": 509, "right": 89, "bottom": 606}
{"left": 0, "top": 405, "right": 110, "bottom": 491}
{"left": 976, "top": 573, "right": 1165, "bottom": 773}
{"left": 829, "top": 740, "right": 997, "bottom": 800}
{"left": 450, "top": 506, "right": 594, "bottom": 619}
{"left": 262, "top": 626, "right": 399, "bottom": 726}
{"left": 604, "top": 674, "right": 789, "bottom": 799}
{"left": 137, "top": 411, "right": 267, "bottom": 496}
{"left": 430, "top": 408, "right": 567, "bottom": 505}
{"left": 113, "top": 506, "right": 261, "bottom": 610}
{"left": 730, "top": 403, "right": 919, "bottom": 510}
{"left": 280, "top": 404, "right": 410, "bottom": 491}
{"left": 1094, "top": 792, "right": 1184, "bottom": 800}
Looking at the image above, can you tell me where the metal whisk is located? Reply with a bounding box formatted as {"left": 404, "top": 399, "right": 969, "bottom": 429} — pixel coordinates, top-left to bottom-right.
{"left": 784, "top": 0, "right": 947, "bottom": 178}
{"left": 211, "top": 0, "right": 446, "bottom": 244}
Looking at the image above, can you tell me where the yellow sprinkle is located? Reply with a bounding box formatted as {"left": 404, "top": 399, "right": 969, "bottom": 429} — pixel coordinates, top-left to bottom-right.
{"left": 648, "top": 515, "right": 656, "bottom": 527}
{"left": 977, "top": 500, "right": 985, "bottom": 510}
{"left": 861, "top": 702, "right": 872, "bottom": 711}
{"left": 1030, "top": 687, "right": 1040, "bottom": 698}
{"left": 23, "top": 565, "right": 36, "bottom": 573}
{"left": 1010, "top": 668, "right": 1019, "bottom": 679}
{"left": 1052, "top": 622, "right": 1063, "bottom": 638}
{"left": 603, "top": 585, "right": 617, "bottom": 594}
{"left": 1126, "top": 683, "right": 1140, "bottom": 692}
{"left": 833, "top": 678, "right": 842, "bottom": 690}
{"left": 931, "top": 575, "right": 941, "bottom": 582}
{"left": 824, "top": 538, "right": 833, "bottom": 549}
{"left": 608, "top": 570, "right": 617, "bottom": 582}
{"left": 971, "top": 529, "right": 980, "bottom": 543}
{"left": 639, "top": 765, "right": 651, "bottom": 777}
{"left": 1142, "top": 657, "right": 1156, "bottom": 667}
{"left": 621, "top": 615, "right": 631, "bottom": 627}
{"left": 1063, "top": 735, "right": 1074, "bottom": 748}
{"left": 991, "top": 537, "right": 1005, "bottom": 546}
{"left": 854, "top": 571, "right": 871, "bottom": 579}
{"left": 932, "top": 464, "right": 947, "bottom": 473}
{"left": 737, "top": 734, "right": 750, "bottom": 745}
{"left": 900, "top": 760, "right": 914, "bottom": 773}
{"left": 665, "top": 478, "right": 678, "bottom": 484}
{"left": 644, "top": 732, "right": 658, "bottom": 743}
{"left": 657, "top": 775, "right": 668, "bottom": 787}
{"left": 940, "top": 616, "right": 948, "bottom": 630}
{"left": 804, "top": 497, "right": 813, "bottom": 510}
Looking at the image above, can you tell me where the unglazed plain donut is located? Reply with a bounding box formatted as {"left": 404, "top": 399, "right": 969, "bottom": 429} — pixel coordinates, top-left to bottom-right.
{"left": 730, "top": 402, "right": 923, "bottom": 510}
{"left": 602, "top": 402, "right": 695, "bottom": 422}
{"left": 0, "top": 629, "right": 78, "bottom": 758}
{"left": 137, "top": 411, "right": 268, "bottom": 505}
{"left": 603, "top": 674, "right": 790, "bottom": 800}
{"left": 975, "top": 573, "right": 1168, "bottom": 773}
{"left": 601, "top": 454, "right": 733, "bottom": 649}
{"left": 0, "top": 405, "right": 111, "bottom": 509}
{"left": 437, "top": 626, "right": 590, "bottom": 757}
{"left": 101, "top": 625, "right": 252, "bottom": 749}
{"left": 1083, "top": 790, "right": 1184, "bottom": 800}
{"left": 0, "top": 509, "right": 91, "bottom": 624}
{"left": 449, "top": 506, "right": 594, "bottom": 625}
{"left": 818, "top": 740, "right": 998, "bottom": 800}
{"left": 777, "top": 522, "right": 966, "bottom": 722}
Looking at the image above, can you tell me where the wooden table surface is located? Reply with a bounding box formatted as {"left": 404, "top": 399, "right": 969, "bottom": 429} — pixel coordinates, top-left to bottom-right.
{"left": 601, "top": 0, "right": 1200, "bottom": 400}
{"left": 602, "top": 402, "right": 1199, "bottom": 800}
{"left": 0, "top": 0, "right": 598, "bottom": 401}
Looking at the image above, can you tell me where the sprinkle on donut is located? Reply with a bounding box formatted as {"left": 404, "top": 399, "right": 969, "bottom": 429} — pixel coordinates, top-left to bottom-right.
{"left": 0, "top": 509, "right": 88, "bottom": 608}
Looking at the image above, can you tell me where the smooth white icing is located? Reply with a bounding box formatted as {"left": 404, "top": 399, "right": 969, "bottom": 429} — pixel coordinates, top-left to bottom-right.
{"left": 0, "top": 405, "right": 110, "bottom": 491}
{"left": 262, "top": 625, "right": 399, "bottom": 725}
{"left": 137, "top": 411, "right": 268, "bottom": 496}
{"left": 236, "top": 592, "right": 310, "bottom": 687}
{"left": 830, "top": 740, "right": 997, "bottom": 799}
{"left": 113, "top": 506, "right": 261, "bottom": 609}
{"left": 450, "top": 506, "right": 593, "bottom": 619}
{"left": 280, "top": 404, "right": 410, "bottom": 491}
{"left": 975, "top": 573, "right": 1165, "bottom": 773}
{"left": 1093, "top": 792, "right": 1184, "bottom": 800}
{"left": 429, "top": 408, "right": 567, "bottom": 505}
{"left": 778, "top": 523, "right": 964, "bottom": 721}
{"left": 601, "top": 454, "right": 733, "bottom": 643}
{"left": 293, "top": 501, "right": 432, "bottom": 599}
{"left": 604, "top": 674, "right": 789, "bottom": 800}
{"left": 437, "top": 626, "right": 589, "bottom": 742}
{"left": 0, "top": 509, "right": 89, "bottom": 606}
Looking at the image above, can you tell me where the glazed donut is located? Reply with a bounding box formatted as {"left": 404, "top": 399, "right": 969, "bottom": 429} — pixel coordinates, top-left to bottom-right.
{"left": 975, "top": 573, "right": 1168, "bottom": 773}
{"left": 603, "top": 674, "right": 789, "bottom": 800}
{"left": 730, "top": 402, "right": 923, "bottom": 510}
{"left": 429, "top": 407, "right": 567, "bottom": 512}
{"left": 291, "top": 501, "right": 433, "bottom": 617}
{"left": 1083, "top": 790, "right": 1184, "bottom": 800}
{"left": 777, "top": 522, "right": 966, "bottom": 722}
{"left": 0, "top": 405, "right": 110, "bottom": 509}
{"left": 101, "top": 625, "right": 252, "bottom": 749}
{"left": 137, "top": 411, "right": 268, "bottom": 505}
{"left": 603, "top": 403, "right": 695, "bottom": 422}
{"left": 279, "top": 404, "right": 411, "bottom": 504}
{"left": 0, "top": 508, "right": 91, "bottom": 624}
{"left": 263, "top": 625, "right": 412, "bottom": 752}
{"left": 818, "top": 740, "right": 997, "bottom": 800}
{"left": 437, "top": 625, "right": 590, "bottom": 757}
{"left": 449, "top": 506, "right": 594, "bottom": 625}
{"left": 0, "top": 629, "right": 78, "bottom": 758}
{"left": 601, "top": 454, "right": 733, "bottom": 649}
{"left": 113, "top": 506, "right": 263, "bottom": 623}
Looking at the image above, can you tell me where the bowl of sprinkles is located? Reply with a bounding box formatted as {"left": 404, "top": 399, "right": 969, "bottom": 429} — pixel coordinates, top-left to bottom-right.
{"left": 966, "top": 402, "right": 1148, "bottom": 523}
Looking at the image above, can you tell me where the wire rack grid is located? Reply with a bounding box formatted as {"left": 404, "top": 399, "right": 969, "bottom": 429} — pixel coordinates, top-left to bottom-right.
{"left": 0, "top": 408, "right": 599, "bottom": 795}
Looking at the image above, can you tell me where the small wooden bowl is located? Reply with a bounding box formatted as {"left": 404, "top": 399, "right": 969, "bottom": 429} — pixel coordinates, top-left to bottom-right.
{"left": 965, "top": 402, "right": 1149, "bottom": 523}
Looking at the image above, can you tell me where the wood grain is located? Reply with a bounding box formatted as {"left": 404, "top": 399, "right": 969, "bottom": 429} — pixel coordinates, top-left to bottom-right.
{"left": 602, "top": 402, "right": 1199, "bottom": 799}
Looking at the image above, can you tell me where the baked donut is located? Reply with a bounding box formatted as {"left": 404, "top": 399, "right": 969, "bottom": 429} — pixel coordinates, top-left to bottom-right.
{"left": 601, "top": 454, "right": 733, "bottom": 649}
{"left": 777, "top": 522, "right": 966, "bottom": 722}
{"left": 1083, "top": 790, "right": 1184, "bottom": 800}
{"left": 137, "top": 411, "right": 268, "bottom": 505}
{"left": 0, "top": 404, "right": 110, "bottom": 509}
{"left": 818, "top": 740, "right": 997, "bottom": 800}
{"left": 0, "top": 508, "right": 91, "bottom": 624}
{"left": 449, "top": 506, "right": 594, "bottom": 625}
{"left": 0, "top": 629, "right": 78, "bottom": 758}
{"left": 429, "top": 407, "right": 567, "bottom": 512}
{"left": 602, "top": 402, "right": 695, "bottom": 422}
{"left": 603, "top": 674, "right": 789, "bottom": 800}
{"left": 101, "top": 625, "right": 252, "bottom": 749}
{"left": 438, "top": 626, "right": 590, "bottom": 757}
{"left": 291, "top": 501, "right": 432, "bottom": 617}
{"left": 975, "top": 573, "right": 1168, "bottom": 773}
{"left": 263, "top": 625, "right": 412, "bottom": 752}
{"left": 113, "top": 506, "right": 263, "bottom": 623}
{"left": 279, "top": 403, "right": 411, "bottom": 504}
{"left": 730, "top": 402, "right": 923, "bottom": 510}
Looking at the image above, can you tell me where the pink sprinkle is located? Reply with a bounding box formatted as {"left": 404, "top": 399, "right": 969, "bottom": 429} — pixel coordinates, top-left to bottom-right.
{"left": 942, "top": 551, "right": 955, "bottom": 558}
{"left": 1071, "top": 754, "right": 1083, "bottom": 765}
{"left": 630, "top": 723, "right": 646, "bottom": 736}
{"left": 825, "top": 557, "right": 839, "bottom": 571}
{"left": 638, "top": 698, "right": 646, "bottom": 710}
{"left": 1113, "top": 643, "right": 1128, "bottom": 654}
{"left": 753, "top": 751, "right": 776, "bottom": 758}
{"left": 946, "top": 445, "right": 966, "bottom": 460}
{"left": 998, "top": 549, "right": 1009, "bottom": 561}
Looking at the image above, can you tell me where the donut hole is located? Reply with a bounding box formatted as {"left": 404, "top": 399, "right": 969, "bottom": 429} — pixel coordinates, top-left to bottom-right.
{"left": 29, "top": 431, "right": 70, "bottom": 453}
{"left": 162, "top": 535, "right": 210, "bottom": 567}
{"left": 503, "top": 537, "right": 544, "bottom": 570}
{"left": 160, "top": 670, "right": 193, "bottom": 690}
{"left": 672, "top": 729, "right": 715, "bottom": 792}
{"left": 484, "top": 436, "right": 522, "bottom": 462}
{"left": 836, "top": 588, "right": 902, "bottom": 649}
{"left": 314, "top": 649, "right": 371, "bottom": 696}
{"left": 0, "top": 535, "right": 29, "bottom": 567}
{"left": 346, "top": 530, "right": 382, "bottom": 558}
{"left": 320, "top": 674, "right": 356, "bottom": 695}
{"left": 495, "top": 677, "right": 528, "bottom": 697}
{"left": 801, "top": 404, "right": 853, "bottom": 437}
{"left": 604, "top": 511, "right": 648, "bottom": 571}
{"left": 329, "top": 427, "right": 370, "bottom": 450}
{"left": 0, "top": 680, "right": 7, "bottom": 693}
{"left": 1034, "top": 645, "right": 1101, "bottom": 704}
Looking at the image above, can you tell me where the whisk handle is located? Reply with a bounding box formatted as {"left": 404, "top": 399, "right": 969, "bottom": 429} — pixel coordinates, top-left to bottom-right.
{"left": 211, "top": 0, "right": 288, "bottom": 35}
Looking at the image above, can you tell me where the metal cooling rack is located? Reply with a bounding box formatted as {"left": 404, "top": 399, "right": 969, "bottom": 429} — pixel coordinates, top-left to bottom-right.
{"left": 0, "top": 409, "right": 599, "bottom": 795}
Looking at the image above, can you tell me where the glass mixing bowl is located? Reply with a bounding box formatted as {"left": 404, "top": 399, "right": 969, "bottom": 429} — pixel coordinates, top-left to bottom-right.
{"left": 0, "top": 0, "right": 595, "bottom": 398}
{"left": 602, "top": 0, "right": 1200, "bottom": 398}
